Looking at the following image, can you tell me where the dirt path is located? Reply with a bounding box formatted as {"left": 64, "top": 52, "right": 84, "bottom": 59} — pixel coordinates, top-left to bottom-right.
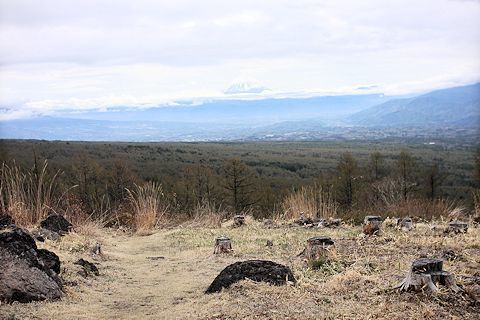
{"left": 2, "top": 230, "right": 232, "bottom": 320}
{"left": 71, "top": 231, "right": 230, "bottom": 319}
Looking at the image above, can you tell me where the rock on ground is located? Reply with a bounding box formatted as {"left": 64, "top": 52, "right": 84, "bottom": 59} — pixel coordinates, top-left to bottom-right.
{"left": 206, "top": 260, "right": 296, "bottom": 293}
{"left": 0, "top": 213, "right": 15, "bottom": 229}
{"left": 31, "top": 227, "right": 61, "bottom": 241}
{"left": 0, "top": 227, "right": 63, "bottom": 303}
{"left": 40, "top": 214, "right": 73, "bottom": 235}
{"left": 74, "top": 258, "right": 99, "bottom": 277}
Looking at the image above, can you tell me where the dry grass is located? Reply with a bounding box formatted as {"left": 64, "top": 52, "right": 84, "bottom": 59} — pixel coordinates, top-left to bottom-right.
{"left": 280, "top": 185, "right": 338, "bottom": 220}
{"left": 126, "top": 181, "right": 168, "bottom": 232}
{"left": 473, "top": 189, "right": 480, "bottom": 217}
{"left": 0, "top": 161, "right": 62, "bottom": 226}
{"left": 1, "top": 220, "right": 479, "bottom": 319}
{"left": 377, "top": 198, "right": 468, "bottom": 221}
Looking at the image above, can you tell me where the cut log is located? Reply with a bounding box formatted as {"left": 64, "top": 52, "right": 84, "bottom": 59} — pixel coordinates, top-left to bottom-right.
{"left": 363, "top": 215, "right": 382, "bottom": 235}
{"left": 395, "top": 258, "right": 462, "bottom": 293}
{"left": 233, "top": 215, "right": 245, "bottom": 228}
{"left": 301, "top": 236, "right": 336, "bottom": 265}
{"left": 397, "top": 217, "right": 414, "bottom": 231}
{"left": 213, "top": 235, "right": 232, "bottom": 254}
{"left": 446, "top": 220, "right": 468, "bottom": 234}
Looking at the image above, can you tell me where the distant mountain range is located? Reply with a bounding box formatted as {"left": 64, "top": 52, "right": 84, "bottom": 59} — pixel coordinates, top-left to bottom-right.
{"left": 0, "top": 83, "right": 478, "bottom": 141}
{"left": 348, "top": 83, "right": 480, "bottom": 127}
{"left": 63, "top": 93, "right": 389, "bottom": 124}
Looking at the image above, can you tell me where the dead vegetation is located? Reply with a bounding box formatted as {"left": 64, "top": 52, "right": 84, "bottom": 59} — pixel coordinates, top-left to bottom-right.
{"left": 1, "top": 219, "right": 479, "bottom": 319}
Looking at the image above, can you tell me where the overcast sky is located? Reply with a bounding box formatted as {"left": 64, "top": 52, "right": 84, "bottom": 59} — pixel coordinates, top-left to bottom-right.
{"left": 0, "top": 0, "right": 479, "bottom": 119}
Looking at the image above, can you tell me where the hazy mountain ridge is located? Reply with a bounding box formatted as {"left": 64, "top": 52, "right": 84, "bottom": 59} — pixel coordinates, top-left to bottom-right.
{"left": 64, "top": 94, "right": 389, "bottom": 123}
{"left": 0, "top": 83, "right": 479, "bottom": 141}
{"left": 348, "top": 83, "right": 480, "bottom": 127}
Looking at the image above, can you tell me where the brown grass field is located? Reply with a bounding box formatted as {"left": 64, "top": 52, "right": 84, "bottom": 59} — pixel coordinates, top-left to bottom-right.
{"left": 1, "top": 218, "right": 479, "bottom": 320}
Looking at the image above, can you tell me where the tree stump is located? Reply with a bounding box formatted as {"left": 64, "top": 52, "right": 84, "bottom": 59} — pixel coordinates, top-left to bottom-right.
{"left": 93, "top": 242, "right": 102, "bottom": 255}
{"left": 397, "top": 217, "right": 414, "bottom": 231}
{"left": 446, "top": 220, "right": 468, "bottom": 234}
{"left": 214, "top": 235, "right": 232, "bottom": 254}
{"left": 233, "top": 215, "right": 245, "bottom": 228}
{"left": 301, "top": 236, "right": 336, "bottom": 264}
{"left": 363, "top": 216, "right": 382, "bottom": 235}
{"left": 395, "top": 258, "right": 462, "bottom": 293}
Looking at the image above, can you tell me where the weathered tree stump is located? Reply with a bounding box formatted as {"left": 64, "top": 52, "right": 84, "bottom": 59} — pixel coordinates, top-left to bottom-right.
{"left": 395, "top": 258, "right": 462, "bottom": 293}
{"left": 445, "top": 220, "right": 468, "bottom": 234}
{"left": 93, "top": 242, "right": 102, "bottom": 255}
{"left": 397, "top": 217, "right": 414, "bottom": 231}
{"left": 300, "top": 236, "right": 336, "bottom": 265}
{"left": 233, "top": 215, "right": 245, "bottom": 228}
{"left": 363, "top": 216, "right": 382, "bottom": 235}
{"left": 213, "top": 235, "right": 232, "bottom": 254}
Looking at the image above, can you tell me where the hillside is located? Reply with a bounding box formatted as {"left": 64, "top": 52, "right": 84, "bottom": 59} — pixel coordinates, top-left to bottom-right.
{"left": 2, "top": 221, "right": 479, "bottom": 319}
{"left": 349, "top": 83, "right": 480, "bottom": 127}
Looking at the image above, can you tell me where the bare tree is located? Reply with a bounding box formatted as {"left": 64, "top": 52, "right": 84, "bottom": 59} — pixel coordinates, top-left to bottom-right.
{"left": 369, "top": 151, "right": 385, "bottom": 181}
{"left": 475, "top": 148, "right": 480, "bottom": 188}
{"left": 336, "top": 152, "right": 359, "bottom": 208}
{"left": 397, "top": 150, "right": 416, "bottom": 201}
{"left": 222, "top": 158, "right": 257, "bottom": 214}
{"left": 424, "top": 162, "right": 446, "bottom": 201}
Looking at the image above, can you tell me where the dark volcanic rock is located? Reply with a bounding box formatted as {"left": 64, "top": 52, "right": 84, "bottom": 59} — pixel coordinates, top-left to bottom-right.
{"left": 40, "top": 214, "right": 73, "bottom": 235}
{"left": 206, "top": 260, "right": 296, "bottom": 293}
{"left": 0, "top": 213, "right": 15, "bottom": 229}
{"left": 74, "top": 258, "right": 99, "bottom": 277}
{"left": 294, "top": 216, "right": 314, "bottom": 226}
{"left": 0, "top": 249, "right": 63, "bottom": 303}
{"left": 32, "top": 228, "right": 61, "bottom": 241}
{"left": 37, "top": 249, "right": 61, "bottom": 274}
{"left": 0, "top": 227, "right": 38, "bottom": 258}
{"left": 0, "top": 227, "right": 63, "bottom": 303}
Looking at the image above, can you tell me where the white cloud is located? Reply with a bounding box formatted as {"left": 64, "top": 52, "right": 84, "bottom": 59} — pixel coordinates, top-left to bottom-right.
{"left": 0, "top": 0, "right": 479, "bottom": 119}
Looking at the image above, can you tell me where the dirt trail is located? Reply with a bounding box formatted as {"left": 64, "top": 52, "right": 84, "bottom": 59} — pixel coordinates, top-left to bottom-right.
{"left": 1, "top": 230, "right": 231, "bottom": 320}
{"left": 72, "top": 231, "right": 227, "bottom": 319}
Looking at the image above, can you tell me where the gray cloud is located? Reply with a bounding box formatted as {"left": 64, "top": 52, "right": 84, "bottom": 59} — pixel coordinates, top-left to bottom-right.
{"left": 0, "top": 0, "right": 479, "bottom": 118}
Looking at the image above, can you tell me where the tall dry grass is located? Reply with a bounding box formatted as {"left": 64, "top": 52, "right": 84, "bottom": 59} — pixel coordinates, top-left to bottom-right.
{"left": 473, "top": 189, "right": 480, "bottom": 217}
{"left": 0, "top": 160, "right": 63, "bottom": 225}
{"left": 182, "top": 200, "right": 225, "bottom": 227}
{"left": 380, "top": 198, "right": 467, "bottom": 221}
{"left": 280, "top": 185, "right": 338, "bottom": 220}
{"left": 126, "top": 181, "right": 168, "bottom": 231}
